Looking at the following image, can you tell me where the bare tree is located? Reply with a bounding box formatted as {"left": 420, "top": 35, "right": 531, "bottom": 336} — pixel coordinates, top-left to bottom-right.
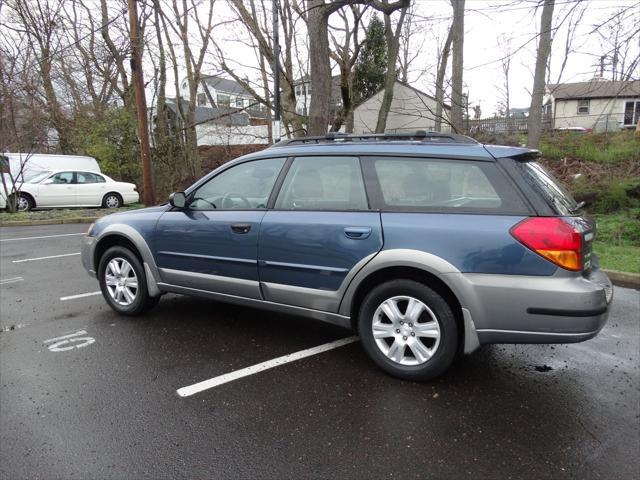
{"left": 434, "top": 24, "right": 453, "bottom": 132}
{"left": 222, "top": 0, "right": 304, "bottom": 137}
{"left": 449, "top": 0, "right": 465, "bottom": 133}
{"left": 592, "top": 6, "right": 640, "bottom": 81}
{"left": 329, "top": 5, "right": 366, "bottom": 132}
{"left": 497, "top": 36, "right": 512, "bottom": 119}
{"left": 375, "top": 3, "right": 409, "bottom": 133}
{"left": 10, "top": 0, "right": 73, "bottom": 151}
{"left": 304, "top": 0, "right": 410, "bottom": 136}
{"left": 528, "top": 0, "right": 555, "bottom": 149}
{"left": 156, "top": 0, "right": 217, "bottom": 179}
{"left": 397, "top": 2, "right": 425, "bottom": 84}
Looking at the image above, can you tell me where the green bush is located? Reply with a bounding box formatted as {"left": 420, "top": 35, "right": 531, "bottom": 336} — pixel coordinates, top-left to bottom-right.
{"left": 70, "top": 107, "right": 141, "bottom": 185}
{"left": 594, "top": 182, "right": 639, "bottom": 213}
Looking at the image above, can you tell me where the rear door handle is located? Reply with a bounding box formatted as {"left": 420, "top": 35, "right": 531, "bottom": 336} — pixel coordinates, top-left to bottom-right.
{"left": 231, "top": 223, "right": 252, "bottom": 234}
{"left": 344, "top": 227, "right": 372, "bottom": 239}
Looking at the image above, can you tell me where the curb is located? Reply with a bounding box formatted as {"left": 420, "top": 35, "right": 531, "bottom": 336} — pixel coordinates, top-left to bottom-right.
{"left": 0, "top": 217, "right": 98, "bottom": 227}
{"left": 603, "top": 269, "right": 640, "bottom": 290}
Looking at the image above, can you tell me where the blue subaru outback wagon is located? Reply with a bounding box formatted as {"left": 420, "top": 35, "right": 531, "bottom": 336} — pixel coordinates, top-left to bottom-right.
{"left": 82, "top": 132, "right": 613, "bottom": 380}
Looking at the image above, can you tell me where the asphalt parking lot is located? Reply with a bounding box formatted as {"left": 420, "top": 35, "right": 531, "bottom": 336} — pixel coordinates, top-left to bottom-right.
{"left": 1, "top": 223, "right": 638, "bottom": 479}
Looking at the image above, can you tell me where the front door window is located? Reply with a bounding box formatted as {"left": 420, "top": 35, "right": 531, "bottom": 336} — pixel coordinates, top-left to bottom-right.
{"left": 189, "top": 157, "right": 286, "bottom": 210}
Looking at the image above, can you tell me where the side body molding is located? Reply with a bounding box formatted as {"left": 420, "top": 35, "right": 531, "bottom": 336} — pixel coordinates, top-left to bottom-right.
{"left": 94, "top": 224, "right": 162, "bottom": 297}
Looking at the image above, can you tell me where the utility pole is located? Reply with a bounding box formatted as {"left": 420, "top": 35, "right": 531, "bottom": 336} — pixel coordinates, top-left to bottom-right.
{"left": 127, "top": 0, "right": 155, "bottom": 205}
{"left": 272, "top": 0, "right": 281, "bottom": 143}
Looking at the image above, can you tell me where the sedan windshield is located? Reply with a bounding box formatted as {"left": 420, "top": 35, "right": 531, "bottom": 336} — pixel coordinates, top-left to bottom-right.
{"left": 25, "top": 171, "right": 53, "bottom": 183}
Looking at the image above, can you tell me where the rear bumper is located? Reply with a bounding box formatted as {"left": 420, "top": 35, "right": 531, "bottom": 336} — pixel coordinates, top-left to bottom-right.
{"left": 443, "top": 268, "right": 613, "bottom": 345}
{"left": 122, "top": 192, "right": 139, "bottom": 205}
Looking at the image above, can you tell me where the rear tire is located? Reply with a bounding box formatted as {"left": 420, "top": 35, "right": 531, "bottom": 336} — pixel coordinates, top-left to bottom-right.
{"left": 358, "top": 279, "right": 458, "bottom": 381}
{"left": 102, "top": 193, "right": 122, "bottom": 208}
{"left": 98, "top": 246, "right": 159, "bottom": 316}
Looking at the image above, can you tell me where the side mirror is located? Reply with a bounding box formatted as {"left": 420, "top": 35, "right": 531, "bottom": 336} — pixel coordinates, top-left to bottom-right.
{"left": 42, "top": 179, "right": 54, "bottom": 185}
{"left": 169, "top": 191, "right": 186, "bottom": 209}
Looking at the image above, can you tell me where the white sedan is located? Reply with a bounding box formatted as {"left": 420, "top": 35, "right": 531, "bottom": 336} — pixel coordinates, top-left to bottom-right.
{"left": 1, "top": 170, "right": 139, "bottom": 211}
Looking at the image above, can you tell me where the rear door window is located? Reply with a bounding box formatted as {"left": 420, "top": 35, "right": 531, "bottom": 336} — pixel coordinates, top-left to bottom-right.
{"left": 274, "top": 156, "right": 368, "bottom": 210}
{"left": 367, "top": 157, "right": 528, "bottom": 213}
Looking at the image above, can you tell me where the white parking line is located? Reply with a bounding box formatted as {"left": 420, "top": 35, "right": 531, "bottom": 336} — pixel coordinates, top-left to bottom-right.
{"left": 13, "top": 252, "right": 81, "bottom": 263}
{"left": 0, "top": 232, "right": 85, "bottom": 242}
{"left": 60, "top": 291, "right": 101, "bottom": 301}
{"left": 177, "top": 336, "right": 359, "bottom": 397}
{"left": 0, "top": 277, "right": 24, "bottom": 285}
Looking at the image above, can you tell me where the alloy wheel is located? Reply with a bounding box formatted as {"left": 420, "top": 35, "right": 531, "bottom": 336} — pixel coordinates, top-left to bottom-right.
{"left": 105, "top": 257, "right": 138, "bottom": 306}
{"left": 371, "top": 295, "right": 441, "bottom": 366}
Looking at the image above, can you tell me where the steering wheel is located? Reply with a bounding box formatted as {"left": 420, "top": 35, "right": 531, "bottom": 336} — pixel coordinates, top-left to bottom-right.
{"left": 190, "top": 196, "right": 217, "bottom": 209}
{"left": 221, "top": 192, "right": 252, "bottom": 209}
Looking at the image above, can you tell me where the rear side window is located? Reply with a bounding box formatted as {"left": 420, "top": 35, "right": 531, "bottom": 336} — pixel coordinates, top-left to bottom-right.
{"left": 77, "top": 172, "right": 105, "bottom": 184}
{"left": 520, "top": 162, "right": 578, "bottom": 215}
{"left": 275, "top": 156, "right": 368, "bottom": 210}
{"left": 368, "top": 157, "right": 528, "bottom": 213}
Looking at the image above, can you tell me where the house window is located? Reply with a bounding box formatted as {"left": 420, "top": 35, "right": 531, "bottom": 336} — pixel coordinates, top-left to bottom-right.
{"left": 577, "top": 99, "right": 590, "bottom": 115}
{"left": 623, "top": 100, "right": 640, "bottom": 126}
{"left": 197, "top": 93, "right": 207, "bottom": 106}
{"left": 217, "top": 94, "right": 230, "bottom": 107}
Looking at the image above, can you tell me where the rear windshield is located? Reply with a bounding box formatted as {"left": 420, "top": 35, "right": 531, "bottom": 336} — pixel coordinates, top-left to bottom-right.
{"left": 521, "top": 162, "right": 578, "bottom": 215}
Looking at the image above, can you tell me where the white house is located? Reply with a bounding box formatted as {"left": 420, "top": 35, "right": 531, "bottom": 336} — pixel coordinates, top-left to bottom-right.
{"left": 293, "top": 75, "right": 342, "bottom": 117}
{"left": 353, "top": 81, "right": 451, "bottom": 134}
{"left": 180, "top": 75, "right": 268, "bottom": 119}
{"left": 174, "top": 75, "right": 269, "bottom": 145}
{"left": 545, "top": 79, "right": 640, "bottom": 131}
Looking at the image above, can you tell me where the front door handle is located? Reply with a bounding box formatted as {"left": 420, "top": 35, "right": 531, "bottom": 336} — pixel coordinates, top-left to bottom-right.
{"left": 344, "top": 227, "right": 372, "bottom": 239}
{"left": 231, "top": 223, "right": 252, "bottom": 234}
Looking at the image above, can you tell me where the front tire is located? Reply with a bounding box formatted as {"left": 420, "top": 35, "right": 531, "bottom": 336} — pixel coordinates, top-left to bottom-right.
{"left": 98, "top": 246, "right": 159, "bottom": 316}
{"left": 16, "top": 193, "right": 34, "bottom": 212}
{"left": 358, "top": 279, "right": 458, "bottom": 381}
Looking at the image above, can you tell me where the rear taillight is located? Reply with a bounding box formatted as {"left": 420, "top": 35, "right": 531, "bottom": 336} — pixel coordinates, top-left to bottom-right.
{"left": 510, "top": 217, "right": 582, "bottom": 271}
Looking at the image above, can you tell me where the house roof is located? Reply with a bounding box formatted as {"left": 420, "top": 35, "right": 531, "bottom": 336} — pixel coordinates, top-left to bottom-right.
{"left": 166, "top": 101, "right": 250, "bottom": 127}
{"left": 202, "top": 75, "right": 253, "bottom": 97}
{"left": 546, "top": 79, "right": 640, "bottom": 100}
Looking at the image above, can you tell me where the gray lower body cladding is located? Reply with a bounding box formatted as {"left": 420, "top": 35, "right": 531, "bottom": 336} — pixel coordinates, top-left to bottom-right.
{"left": 83, "top": 234, "right": 612, "bottom": 349}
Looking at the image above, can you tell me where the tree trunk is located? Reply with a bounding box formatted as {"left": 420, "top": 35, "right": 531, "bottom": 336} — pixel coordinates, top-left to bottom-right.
{"left": 307, "top": 0, "right": 331, "bottom": 136}
{"left": 375, "top": 6, "right": 408, "bottom": 133}
{"left": 449, "top": 0, "right": 465, "bottom": 133}
{"left": 331, "top": 69, "right": 353, "bottom": 132}
{"left": 434, "top": 25, "right": 453, "bottom": 132}
{"left": 528, "top": 0, "right": 555, "bottom": 149}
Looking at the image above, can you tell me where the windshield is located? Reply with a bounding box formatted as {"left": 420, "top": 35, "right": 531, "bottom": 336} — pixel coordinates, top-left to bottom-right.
{"left": 24, "top": 171, "right": 53, "bottom": 183}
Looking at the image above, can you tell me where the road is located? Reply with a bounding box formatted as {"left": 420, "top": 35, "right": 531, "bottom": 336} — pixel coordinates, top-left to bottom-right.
{"left": 1, "top": 223, "right": 639, "bottom": 479}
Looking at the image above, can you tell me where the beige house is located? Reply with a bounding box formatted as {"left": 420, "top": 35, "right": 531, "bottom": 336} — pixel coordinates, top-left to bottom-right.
{"left": 353, "top": 81, "right": 451, "bottom": 133}
{"left": 545, "top": 79, "right": 640, "bottom": 132}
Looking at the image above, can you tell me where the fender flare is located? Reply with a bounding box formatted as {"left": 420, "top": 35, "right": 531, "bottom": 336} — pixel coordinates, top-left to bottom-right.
{"left": 94, "top": 224, "right": 162, "bottom": 297}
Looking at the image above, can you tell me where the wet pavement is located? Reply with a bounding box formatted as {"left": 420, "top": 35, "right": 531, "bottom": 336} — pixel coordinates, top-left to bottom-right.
{"left": 1, "top": 224, "right": 639, "bottom": 479}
